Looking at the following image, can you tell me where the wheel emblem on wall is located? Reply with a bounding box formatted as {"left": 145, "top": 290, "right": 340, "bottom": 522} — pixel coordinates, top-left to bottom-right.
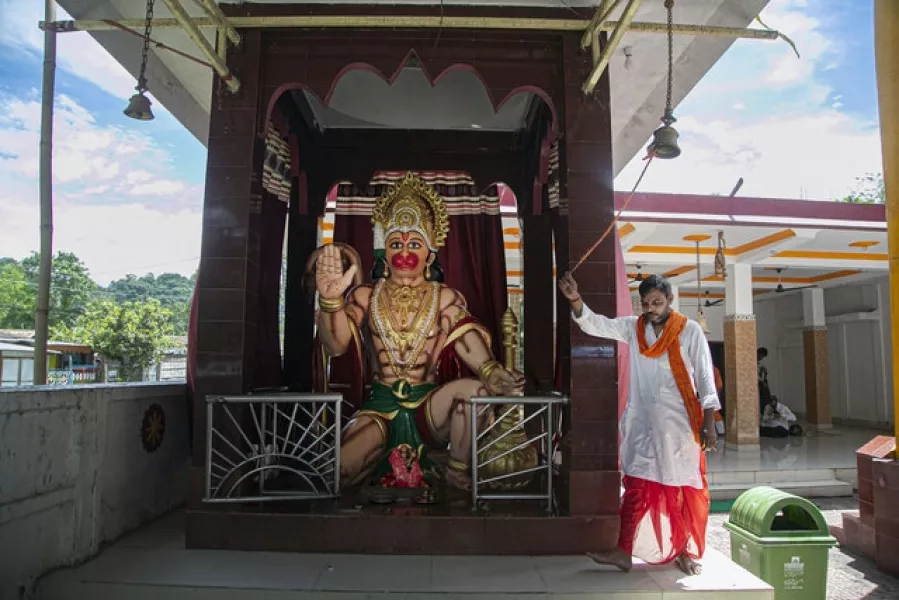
{"left": 141, "top": 403, "right": 166, "bottom": 453}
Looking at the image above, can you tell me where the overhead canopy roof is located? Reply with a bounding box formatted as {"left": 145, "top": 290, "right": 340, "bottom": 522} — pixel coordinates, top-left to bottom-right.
{"left": 617, "top": 193, "right": 888, "bottom": 296}
{"left": 56, "top": 0, "right": 769, "bottom": 174}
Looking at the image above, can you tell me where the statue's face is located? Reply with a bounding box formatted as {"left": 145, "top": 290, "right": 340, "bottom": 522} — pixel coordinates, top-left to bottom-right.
{"left": 386, "top": 231, "right": 430, "bottom": 277}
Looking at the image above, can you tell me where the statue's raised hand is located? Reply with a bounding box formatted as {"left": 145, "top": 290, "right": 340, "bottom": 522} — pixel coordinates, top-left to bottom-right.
{"left": 316, "top": 244, "right": 358, "bottom": 300}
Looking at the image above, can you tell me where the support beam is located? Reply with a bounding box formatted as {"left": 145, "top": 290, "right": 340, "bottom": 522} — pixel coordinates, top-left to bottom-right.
{"left": 874, "top": 0, "right": 899, "bottom": 443}
{"left": 619, "top": 222, "right": 658, "bottom": 251}
{"left": 40, "top": 17, "right": 780, "bottom": 40}
{"left": 160, "top": 0, "right": 240, "bottom": 93}
{"left": 733, "top": 229, "right": 816, "bottom": 264}
{"left": 582, "top": 0, "right": 643, "bottom": 95}
{"left": 193, "top": 0, "right": 240, "bottom": 46}
{"left": 581, "top": 0, "right": 620, "bottom": 48}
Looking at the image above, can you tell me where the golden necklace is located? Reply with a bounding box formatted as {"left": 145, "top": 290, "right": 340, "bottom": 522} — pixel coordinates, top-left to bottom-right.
{"left": 370, "top": 280, "right": 439, "bottom": 375}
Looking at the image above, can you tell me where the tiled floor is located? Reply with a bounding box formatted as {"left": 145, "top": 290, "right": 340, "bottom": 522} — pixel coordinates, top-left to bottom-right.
{"left": 39, "top": 511, "right": 773, "bottom": 599}
{"left": 707, "top": 425, "right": 880, "bottom": 473}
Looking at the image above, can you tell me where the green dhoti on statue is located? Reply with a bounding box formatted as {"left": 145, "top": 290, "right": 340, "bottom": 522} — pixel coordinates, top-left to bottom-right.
{"left": 356, "top": 380, "right": 444, "bottom": 480}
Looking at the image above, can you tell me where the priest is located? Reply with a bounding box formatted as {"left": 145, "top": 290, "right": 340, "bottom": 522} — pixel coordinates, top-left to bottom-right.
{"left": 558, "top": 272, "right": 720, "bottom": 576}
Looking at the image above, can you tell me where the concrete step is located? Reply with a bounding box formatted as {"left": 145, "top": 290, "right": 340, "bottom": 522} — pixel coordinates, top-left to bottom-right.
{"left": 710, "top": 479, "right": 853, "bottom": 501}
{"left": 708, "top": 468, "right": 838, "bottom": 486}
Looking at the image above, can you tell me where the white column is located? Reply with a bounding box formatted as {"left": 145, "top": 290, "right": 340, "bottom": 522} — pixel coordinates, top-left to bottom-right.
{"left": 670, "top": 285, "right": 680, "bottom": 312}
{"left": 802, "top": 288, "right": 826, "bottom": 327}
{"left": 725, "top": 263, "right": 754, "bottom": 316}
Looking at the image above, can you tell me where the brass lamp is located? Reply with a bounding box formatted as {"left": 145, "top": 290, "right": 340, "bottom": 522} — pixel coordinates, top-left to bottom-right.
{"left": 478, "top": 308, "right": 538, "bottom": 491}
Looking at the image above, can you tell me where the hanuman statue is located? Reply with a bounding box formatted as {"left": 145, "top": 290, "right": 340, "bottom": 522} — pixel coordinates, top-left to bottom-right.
{"left": 315, "top": 173, "right": 524, "bottom": 489}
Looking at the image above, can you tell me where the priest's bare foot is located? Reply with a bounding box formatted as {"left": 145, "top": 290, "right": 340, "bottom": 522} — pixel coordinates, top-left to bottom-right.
{"left": 586, "top": 550, "right": 633, "bottom": 572}
{"left": 675, "top": 554, "right": 702, "bottom": 576}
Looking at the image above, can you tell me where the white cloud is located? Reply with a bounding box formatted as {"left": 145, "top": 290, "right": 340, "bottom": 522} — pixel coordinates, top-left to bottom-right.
{"left": 0, "top": 93, "right": 202, "bottom": 284}
{"left": 761, "top": 9, "right": 830, "bottom": 86}
{"left": 0, "top": 194, "right": 201, "bottom": 286}
{"left": 0, "top": 93, "right": 167, "bottom": 186}
{"left": 617, "top": 110, "right": 881, "bottom": 200}
{"left": 129, "top": 180, "right": 186, "bottom": 196}
{"left": 616, "top": 0, "right": 883, "bottom": 201}
{"left": 125, "top": 170, "right": 153, "bottom": 184}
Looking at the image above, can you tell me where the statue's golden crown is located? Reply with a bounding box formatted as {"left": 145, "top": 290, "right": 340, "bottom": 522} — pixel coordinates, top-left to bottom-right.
{"left": 372, "top": 172, "right": 449, "bottom": 251}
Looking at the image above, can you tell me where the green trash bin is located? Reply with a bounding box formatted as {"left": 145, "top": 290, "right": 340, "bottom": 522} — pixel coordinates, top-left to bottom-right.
{"left": 724, "top": 486, "right": 836, "bottom": 599}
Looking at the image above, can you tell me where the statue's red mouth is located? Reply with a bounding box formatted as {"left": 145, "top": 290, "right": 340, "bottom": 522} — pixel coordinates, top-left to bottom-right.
{"left": 390, "top": 253, "right": 420, "bottom": 271}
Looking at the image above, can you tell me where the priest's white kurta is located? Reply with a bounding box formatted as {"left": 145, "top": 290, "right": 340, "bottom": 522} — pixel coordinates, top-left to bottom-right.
{"left": 574, "top": 305, "right": 720, "bottom": 490}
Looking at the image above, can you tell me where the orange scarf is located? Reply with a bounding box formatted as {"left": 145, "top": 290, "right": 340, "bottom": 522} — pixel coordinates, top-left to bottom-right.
{"left": 636, "top": 311, "right": 703, "bottom": 443}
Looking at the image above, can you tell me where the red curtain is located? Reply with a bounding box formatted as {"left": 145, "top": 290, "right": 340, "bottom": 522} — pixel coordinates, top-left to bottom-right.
{"left": 254, "top": 193, "right": 288, "bottom": 389}
{"left": 440, "top": 214, "right": 508, "bottom": 358}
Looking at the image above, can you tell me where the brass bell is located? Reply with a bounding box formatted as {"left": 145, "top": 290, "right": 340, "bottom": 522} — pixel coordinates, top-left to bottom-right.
{"left": 647, "top": 124, "right": 680, "bottom": 159}
{"left": 124, "top": 92, "right": 154, "bottom": 121}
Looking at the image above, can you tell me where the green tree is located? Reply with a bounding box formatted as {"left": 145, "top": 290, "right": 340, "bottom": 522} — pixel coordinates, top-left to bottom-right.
{"left": 106, "top": 271, "right": 194, "bottom": 335}
{"left": 20, "top": 251, "right": 99, "bottom": 327}
{"left": 0, "top": 261, "right": 34, "bottom": 329}
{"left": 53, "top": 298, "right": 173, "bottom": 382}
{"left": 839, "top": 172, "right": 886, "bottom": 204}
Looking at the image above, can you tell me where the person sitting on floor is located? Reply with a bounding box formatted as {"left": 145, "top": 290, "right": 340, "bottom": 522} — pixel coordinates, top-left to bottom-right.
{"left": 760, "top": 396, "right": 803, "bottom": 438}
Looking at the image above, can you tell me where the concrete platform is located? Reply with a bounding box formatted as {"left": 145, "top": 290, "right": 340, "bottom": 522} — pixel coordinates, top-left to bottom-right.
{"left": 38, "top": 512, "right": 773, "bottom": 599}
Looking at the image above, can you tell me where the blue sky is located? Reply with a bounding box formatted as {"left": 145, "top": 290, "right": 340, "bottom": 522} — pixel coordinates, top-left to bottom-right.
{"left": 0, "top": 0, "right": 886, "bottom": 283}
{"left": 617, "top": 0, "right": 883, "bottom": 198}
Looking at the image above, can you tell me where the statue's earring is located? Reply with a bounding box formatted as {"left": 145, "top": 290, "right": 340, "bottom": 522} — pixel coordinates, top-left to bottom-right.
{"left": 424, "top": 251, "right": 435, "bottom": 281}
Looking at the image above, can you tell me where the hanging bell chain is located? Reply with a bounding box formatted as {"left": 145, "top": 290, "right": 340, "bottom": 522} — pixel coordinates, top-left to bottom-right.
{"left": 662, "top": 0, "right": 676, "bottom": 126}
{"left": 137, "top": 0, "right": 155, "bottom": 93}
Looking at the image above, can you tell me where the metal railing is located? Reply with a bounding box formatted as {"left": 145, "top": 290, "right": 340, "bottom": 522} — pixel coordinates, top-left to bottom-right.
{"left": 204, "top": 393, "right": 342, "bottom": 503}
{"left": 470, "top": 394, "right": 569, "bottom": 512}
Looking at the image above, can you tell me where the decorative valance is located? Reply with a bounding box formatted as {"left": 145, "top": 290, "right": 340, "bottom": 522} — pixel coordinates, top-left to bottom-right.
{"left": 548, "top": 141, "right": 561, "bottom": 211}
{"left": 261, "top": 122, "right": 292, "bottom": 203}
{"left": 334, "top": 171, "right": 502, "bottom": 217}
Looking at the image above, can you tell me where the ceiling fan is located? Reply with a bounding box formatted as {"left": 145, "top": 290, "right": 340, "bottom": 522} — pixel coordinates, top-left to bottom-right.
{"left": 703, "top": 290, "right": 723, "bottom": 308}
{"left": 628, "top": 264, "right": 645, "bottom": 284}
{"left": 772, "top": 268, "right": 817, "bottom": 294}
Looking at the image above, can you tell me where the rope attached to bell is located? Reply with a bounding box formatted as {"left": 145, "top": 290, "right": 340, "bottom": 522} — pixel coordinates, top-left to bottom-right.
{"left": 570, "top": 151, "right": 655, "bottom": 275}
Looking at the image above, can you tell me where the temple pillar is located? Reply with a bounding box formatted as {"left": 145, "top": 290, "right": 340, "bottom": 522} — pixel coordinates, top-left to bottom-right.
{"left": 723, "top": 263, "right": 760, "bottom": 449}
{"left": 189, "top": 32, "right": 267, "bottom": 507}
{"left": 871, "top": 0, "right": 899, "bottom": 576}
{"left": 670, "top": 285, "right": 680, "bottom": 312}
{"left": 802, "top": 288, "right": 832, "bottom": 428}
{"left": 558, "top": 33, "right": 619, "bottom": 540}
{"left": 875, "top": 0, "right": 899, "bottom": 444}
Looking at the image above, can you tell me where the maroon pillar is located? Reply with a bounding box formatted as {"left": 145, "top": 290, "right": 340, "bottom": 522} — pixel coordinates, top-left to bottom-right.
{"left": 190, "top": 31, "right": 265, "bottom": 496}
{"left": 559, "top": 33, "right": 620, "bottom": 537}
